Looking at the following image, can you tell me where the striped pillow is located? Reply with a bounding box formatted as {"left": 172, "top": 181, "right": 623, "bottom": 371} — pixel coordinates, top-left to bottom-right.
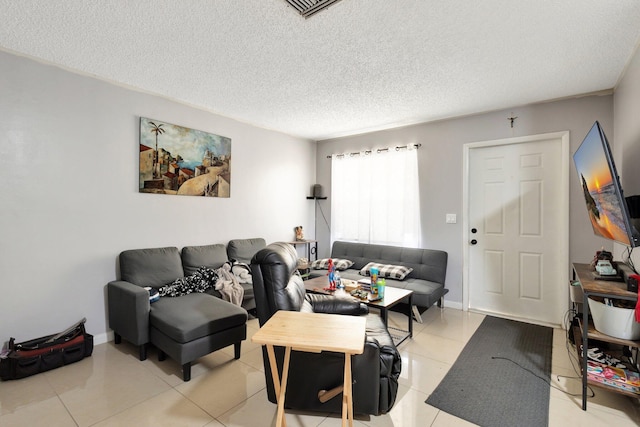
{"left": 311, "top": 258, "right": 354, "bottom": 271}
{"left": 359, "top": 262, "right": 413, "bottom": 280}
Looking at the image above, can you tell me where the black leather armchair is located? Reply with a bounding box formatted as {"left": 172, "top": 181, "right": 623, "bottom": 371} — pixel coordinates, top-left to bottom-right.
{"left": 251, "top": 242, "right": 401, "bottom": 415}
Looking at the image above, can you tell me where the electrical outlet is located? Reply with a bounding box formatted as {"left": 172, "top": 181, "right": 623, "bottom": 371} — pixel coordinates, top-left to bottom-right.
{"left": 446, "top": 214, "right": 457, "bottom": 224}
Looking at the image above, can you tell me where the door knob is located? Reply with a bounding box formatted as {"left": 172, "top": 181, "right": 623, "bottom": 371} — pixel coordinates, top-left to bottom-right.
{"left": 470, "top": 239, "right": 478, "bottom": 245}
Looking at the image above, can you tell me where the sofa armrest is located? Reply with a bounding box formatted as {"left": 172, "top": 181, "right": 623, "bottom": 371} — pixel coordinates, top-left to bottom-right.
{"left": 305, "top": 293, "right": 369, "bottom": 316}
{"left": 107, "top": 280, "right": 151, "bottom": 346}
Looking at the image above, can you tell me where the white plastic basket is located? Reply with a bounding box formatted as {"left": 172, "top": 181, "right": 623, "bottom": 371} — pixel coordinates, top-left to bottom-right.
{"left": 587, "top": 297, "right": 640, "bottom": 340}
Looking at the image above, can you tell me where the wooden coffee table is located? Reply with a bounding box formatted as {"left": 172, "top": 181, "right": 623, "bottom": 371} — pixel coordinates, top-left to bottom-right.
{"left": 304, "top": 276, "right": 414, "bottom": 345}
{"left": 252, "top": 310, "right": 366, "bottom": 427}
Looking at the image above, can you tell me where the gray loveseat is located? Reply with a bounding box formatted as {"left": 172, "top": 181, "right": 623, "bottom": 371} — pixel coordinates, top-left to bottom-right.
{"left": 107, "top": 238, "right": 265, "bottom": 381}
{"left": 320, "top": 241, "right": 448, "bottom": 320}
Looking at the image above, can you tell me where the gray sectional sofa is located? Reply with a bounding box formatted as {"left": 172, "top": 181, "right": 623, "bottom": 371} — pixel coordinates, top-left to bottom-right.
{"left": 107, "top": 238, "right": 266, "bottom": 381}
{"left": 320, "top": 241, "right": 448, "bottom": 319}
{"left": 182, "top": 237, "right": 267, "bottom": 311}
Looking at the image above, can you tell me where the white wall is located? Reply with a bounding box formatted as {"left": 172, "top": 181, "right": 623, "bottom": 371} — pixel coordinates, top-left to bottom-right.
{"left": 0, "top": 51, "right": 316, "bottom": 344}
{"left": 614, "top": 44, "right": 640, "bottom": 262}
{"left": 316, "top": 95, "right": 615, "bottom": 307}
{"left": 3, "top": 44, "right": 629, "bottom": 343}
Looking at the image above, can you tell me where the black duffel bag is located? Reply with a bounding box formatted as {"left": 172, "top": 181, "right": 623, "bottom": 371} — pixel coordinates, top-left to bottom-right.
{"left": 0, "top": 318, "right": 93, "bottom": 380}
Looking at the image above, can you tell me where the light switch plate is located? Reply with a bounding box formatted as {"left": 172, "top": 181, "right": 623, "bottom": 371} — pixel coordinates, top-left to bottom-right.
{"left": 446, "top": 214, "right": 457, "bottom": 224}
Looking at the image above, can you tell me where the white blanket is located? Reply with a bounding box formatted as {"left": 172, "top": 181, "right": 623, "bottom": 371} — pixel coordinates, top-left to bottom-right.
{"left": 214, "top": 263, "right": 244, "bottom": 306}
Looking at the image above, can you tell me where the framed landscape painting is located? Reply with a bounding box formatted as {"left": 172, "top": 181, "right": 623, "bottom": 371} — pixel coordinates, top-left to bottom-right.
{"left": 139, "top": 117, "right": 231, "bottom": 197}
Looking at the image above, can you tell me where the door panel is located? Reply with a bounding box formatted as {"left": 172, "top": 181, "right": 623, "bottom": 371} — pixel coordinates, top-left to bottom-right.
{"left": 466, "top": 134, "right": 568, "bottom": 326}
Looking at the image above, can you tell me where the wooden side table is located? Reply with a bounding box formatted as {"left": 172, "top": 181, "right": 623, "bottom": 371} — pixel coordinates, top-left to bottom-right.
{"left": 286, "top": 239, "right": 318, "bottom": 261}
{"left": 251, "top": 310, "right": 366, "bottom": 427}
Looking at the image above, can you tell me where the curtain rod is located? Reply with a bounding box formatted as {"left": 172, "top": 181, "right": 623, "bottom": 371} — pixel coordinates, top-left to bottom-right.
{"left": 326, "top": 143, "right": 422, "bottom": 159}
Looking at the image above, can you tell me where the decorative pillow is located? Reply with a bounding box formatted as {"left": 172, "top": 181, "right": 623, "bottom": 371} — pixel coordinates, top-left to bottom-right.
{"left": 311, "top": 258, "right": 354, "bottom": 271}
{"left": 359, "top": 262, "right": 413, "bottom": 280}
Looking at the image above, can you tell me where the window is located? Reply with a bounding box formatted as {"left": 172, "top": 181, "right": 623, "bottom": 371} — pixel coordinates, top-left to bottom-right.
{"left": 331, "top": 147, "right": 421, "bottom": 247}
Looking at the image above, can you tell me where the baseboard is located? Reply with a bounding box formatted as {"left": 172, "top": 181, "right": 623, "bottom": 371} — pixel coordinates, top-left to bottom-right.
{"left": 93, "top": 330, "right": 114, "bottom": 346}
{"left": 443, "top": 300, "right": 462, "bottom": 310}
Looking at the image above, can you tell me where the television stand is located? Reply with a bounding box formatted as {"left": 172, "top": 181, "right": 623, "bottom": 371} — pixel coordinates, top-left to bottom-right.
{"left": 572, "top": 263, "right": 640, "bottom": 410}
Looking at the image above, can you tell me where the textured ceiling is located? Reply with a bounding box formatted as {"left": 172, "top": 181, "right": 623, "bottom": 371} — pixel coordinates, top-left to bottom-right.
{"left": 1, "top": 0, "right": 640, "bottom": 140}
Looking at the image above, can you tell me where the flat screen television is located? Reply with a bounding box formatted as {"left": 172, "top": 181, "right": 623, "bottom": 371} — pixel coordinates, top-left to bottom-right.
{"left": 573, "top": 121, "right": 640, "bottom": 248}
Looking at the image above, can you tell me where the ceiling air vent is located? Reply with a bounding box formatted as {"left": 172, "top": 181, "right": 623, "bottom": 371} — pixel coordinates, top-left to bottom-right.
{"left": 285, "top": 0, "right": 345, "bottom": 18}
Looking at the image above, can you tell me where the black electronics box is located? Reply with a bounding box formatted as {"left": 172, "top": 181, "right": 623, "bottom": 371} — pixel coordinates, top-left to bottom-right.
{"left": 614, "top": 263, "right": 636, "bottom": 292}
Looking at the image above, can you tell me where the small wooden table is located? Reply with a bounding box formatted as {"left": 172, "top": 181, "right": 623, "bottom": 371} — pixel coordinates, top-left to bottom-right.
{"left": 251, "top": 310, "right": 366, "bottom": 427}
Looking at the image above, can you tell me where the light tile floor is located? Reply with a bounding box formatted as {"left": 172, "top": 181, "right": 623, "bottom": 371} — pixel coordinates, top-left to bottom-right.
{"left": 1, "top": 307, "right": 639, "bottom": 426}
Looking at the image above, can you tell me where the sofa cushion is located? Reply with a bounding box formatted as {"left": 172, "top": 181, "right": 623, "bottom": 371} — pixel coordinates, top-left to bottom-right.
{"left": 181, "top": 244, "right": 228, "bottom": 276}
{"left": 311, "top": 258, "right": 354, "bottom": 270}
{"left": 402, "top": 279, "right": 446, "bottom": 306}
{"left": 120, "top": 247, "right": 184, "bottom": 288}
{"left": 359, "top": 262, "right": 413, "bottom": 280}
{"left": 150, "top": 293, "right": 247, "bottom": 343}
{"left": 227, "top": 238, "right": 267, "bottom": 263}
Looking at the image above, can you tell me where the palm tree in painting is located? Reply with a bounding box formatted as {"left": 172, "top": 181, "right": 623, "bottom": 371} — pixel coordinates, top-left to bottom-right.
{"left": 149, "top": 121, "right": 165, "bottom": 179}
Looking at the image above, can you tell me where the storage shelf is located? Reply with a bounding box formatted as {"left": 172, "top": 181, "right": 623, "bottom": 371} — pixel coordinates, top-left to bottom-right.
{"left": 572, "top": 321, "right": 640, "bottom": 399}
{"left": 286, "top": 240, "right": 318, "bottom": 262}
{"left": 573, "top": 262, "right": 640, "bottom": 410}
{"left": 580, "top": 318, "right": 640, "bottom": 348}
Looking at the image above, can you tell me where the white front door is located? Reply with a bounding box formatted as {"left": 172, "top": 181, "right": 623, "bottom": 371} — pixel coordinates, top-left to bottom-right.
{"left": 463, "top": 132, "right": 569, "bottom": 327}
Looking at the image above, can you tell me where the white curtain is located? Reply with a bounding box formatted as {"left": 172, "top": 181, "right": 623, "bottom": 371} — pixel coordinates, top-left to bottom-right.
{"left": 331, "top": 147, "right": 421, "bottom": 247}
